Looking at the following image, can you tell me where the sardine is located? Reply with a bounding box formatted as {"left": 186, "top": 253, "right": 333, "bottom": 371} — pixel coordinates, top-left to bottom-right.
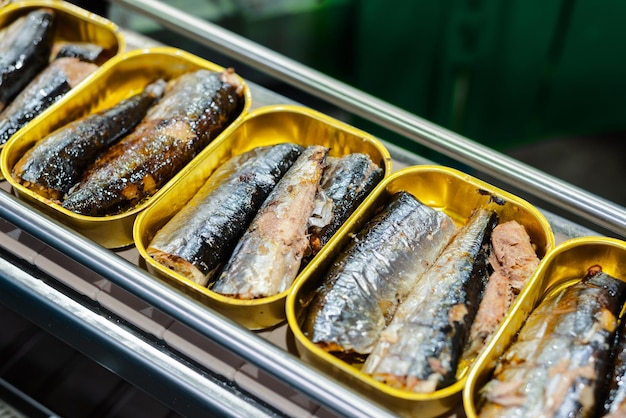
{"left": 0, "top": 57, "right": 99, "bottom": 145}
{"left": 478, "top": 267, "right": 626, "bottom": 417}
{"left": 147, "top": 143, "right": 304, "bottom": 286}
{"left": 462, "top": 220, "right": 540, "bottom": 362}
{"left": 362, "top": 208, "right": 497, "bottom": 393}
{"left": 211, "top": 145, "right": 327, "bottom": 299}
{"left": 61, "top": 68, "right": 245, "bottom": 216}
{"left": 12, "top": 79, "right": 166, "bottom": 201}
{"left": 0, "top": 8, "right": 56, "bottom": 112}
{"left": 604, "top": 318, "right": 626, "bottom": 417}
{"left": 52, "top": 42, "right": 105, "bottom": 63}
{"left": 302, "top": 191, "right": 458, "bottom": 360}
{"left": 307, "top": 153, "right": 383, "bottom": 258}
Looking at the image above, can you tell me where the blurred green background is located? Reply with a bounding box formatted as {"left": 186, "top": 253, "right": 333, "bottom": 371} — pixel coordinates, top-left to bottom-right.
{"left": 109, "top": 0, "right": 626, "bottom": 206}
{"left": 111, "top": 0, "right": 626, "bottom": 149}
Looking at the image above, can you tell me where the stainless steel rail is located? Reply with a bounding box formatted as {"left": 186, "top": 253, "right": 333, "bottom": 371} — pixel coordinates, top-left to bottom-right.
{"left": 0, "top": 189, "right": 398, "bottom": 418}
{"left": 109, "top": 0, "right": 626, "bottom": 238}
{"left": 0, "top": 252, "right": 277, "bottom": 418}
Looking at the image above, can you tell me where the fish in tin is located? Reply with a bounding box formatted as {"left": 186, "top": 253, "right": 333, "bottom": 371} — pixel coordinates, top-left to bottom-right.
{"left": 61, "top": 68, "right": 245, "bottom": 216}
{"left": 52, "top": 42, "right": 105, "bottom": 63}
{"left": 462, "top": 220, "right": 540, "bottom": 362}
{"left": 0, "top": 57, "right": 99, "bottom": 145}
{"left": 302, "top": 191, "right": 458, "bottom": 360}
{"left": 362, "top": 207, "right": 497, "bottom": 393}
{"left": 604, "top": 317, "right": 626, "bottom": 417}
{"left": 0, "top": 8, "right": 56, "bottom": 112}
{"left": 211, "top": 145, "right": 327, "bottom": 299}
{"left": 306, "top": 153, "right": 383, "bottom": 259}
{"left": 12, "top": 79, "right": 166, "bottom": 201}
{"left": 147, "top": 143, "right": 303, "bottom": 286}
{"left": 478, "top": 267, "right": 626, "bottom": 417}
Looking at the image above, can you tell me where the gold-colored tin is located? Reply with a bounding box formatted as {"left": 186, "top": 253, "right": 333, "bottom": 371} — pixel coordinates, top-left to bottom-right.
{"left": 286, "top": 165, "right": 555, "bottom": 418}
{"left": 0, "top": 1, "right": 124, "bottom": 65}
{"left": 463, "top": 236, "right": 626, "bottom": 418}
{"left": 0, "top": 0, "right": 125, "bottom": 159}
{"left": 1, "top": 47, "right": 251, "bottom": 249}
{"left": 134, "top": 104, "right": 392, "bottom": 330}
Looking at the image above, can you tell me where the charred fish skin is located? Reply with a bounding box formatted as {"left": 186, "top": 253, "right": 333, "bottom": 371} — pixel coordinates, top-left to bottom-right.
{"left": 605, "top": 318, "right": 626, "bottom": 417}
{"left": 307, "top": 153, "right": 384, "bottom": 258}
{"left": 53, "top": 42, "right": 105, "bottom": 63}
{"left": 302, "top": 191, "right": 459, "bottom": 359}
{"left": 211, "top": 145, "right": 327, "bottom": 299}
{"left": 13, "top": 79, "right": 167, "bottom": 201}
{"left": 0, "top": 8, "right": 56, "bottom": 112}
{"left": 147, "top": 143, "right": 304, "bottom": 286}
{"left": 478, "top": 269, "right": 626, "bottom": 418}
{"left": 0, "top": 57, "right": 99, "bottom": 145}
{"left": 362, "top": 208, "right": 497, "bottom": 393}
{"left": 61, "top": 69, "right": 245, "bottom": 217}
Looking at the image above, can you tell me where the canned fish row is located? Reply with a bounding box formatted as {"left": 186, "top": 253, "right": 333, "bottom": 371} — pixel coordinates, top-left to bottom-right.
{"left": 2, "top": 2, "right": 626, "bottom": 418}
{"left": 0, "top": 3, "right": 123, "bottom": 149}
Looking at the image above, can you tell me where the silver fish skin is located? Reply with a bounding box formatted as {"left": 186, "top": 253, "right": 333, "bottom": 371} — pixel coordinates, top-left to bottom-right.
{"left": 604, "top": 318, "right": 626, "bottom": 416}
{"left": 13, "top": 79, "right": 166, "bottom": 201}
{"left": 307, "top": 153, "right": 383, "bottom": 258}
{"left": 147, "top": 143, "right": 303, "bottom": 286}
{"left": 302, "top": 191, "right": 458, "bottom": 359}
{"left": 53, "top": 42, "right": 105, "bottom": 63}
{"left": 211, "top": 145, "right": 327, "bottom": 299}
{"left": 478, "top": 269, "right": 626, "bottom": 418}
{"left": 362, "top": 208, "right": 497, "bottom": 393}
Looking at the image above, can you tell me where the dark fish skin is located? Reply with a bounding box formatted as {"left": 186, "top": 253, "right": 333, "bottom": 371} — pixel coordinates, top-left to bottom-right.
{"left": 0, "top": 57, "right": 99, "bottom": 145}
{"left": 302, "top": 191, "right": 458, "bottom": 360}
{"left": 362, "top": 208, "right": 497, "bottom": 393}
{"left": 147, "top": 143, "right": 304, "bottom": 286}
{"left": 605, "top": 318, "right": 626, "bottom": 416}
{"left": 12, "top": 79, "right": 167, "bottom": 201}
{"left": 53, "top": 42, "right": 104, "bottom": 63}
{"left": 307, "top": 153, "right": 383, "bottom": 258}
{"left": 61, "top": 68, "right": 245, "bottom": 217}
{"left": 0, "top": 8, "right": 56, "bottom": 112}
{"left": 478, "top": 268, "right": 626, "bottom": 418}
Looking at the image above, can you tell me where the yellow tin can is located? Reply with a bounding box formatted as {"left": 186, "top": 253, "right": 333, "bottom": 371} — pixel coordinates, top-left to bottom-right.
{"left": 286, "top": 165, "right": 555, "bottom": 418}
{"left": 134, "top": 104, "right": 392, "bottom": 330}
{"left": 0, "top": 0, "right": 124, "bottom": 64}
{"left": 463, "top": 236, "right": 626, "bottom": 417}
{"left": 1, "top": 47, "right": 251, "bottom": 248}
{"left": 0, "top": 0, "right": 125, "bottom": 156}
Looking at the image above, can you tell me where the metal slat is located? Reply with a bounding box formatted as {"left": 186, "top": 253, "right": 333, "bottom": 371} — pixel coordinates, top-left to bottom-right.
{"left": 0, "top": 251, "right": 281, "bottom": 418}
{"left": 108, "top": 0, "right": 626, "bottom": 238}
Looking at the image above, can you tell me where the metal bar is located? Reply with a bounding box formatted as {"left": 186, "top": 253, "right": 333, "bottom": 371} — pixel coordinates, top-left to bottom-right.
{"left": 0, "top": 254, "right": 277, "bottom": 418}
{"left": 108, "top": 0, "right": 626, "bottom": 237}
{"left": 0, "top": 189, "right": 398, "bottom": 418}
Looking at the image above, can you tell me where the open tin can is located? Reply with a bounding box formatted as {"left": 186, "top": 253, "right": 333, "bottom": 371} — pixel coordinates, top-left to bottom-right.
{"left": 0, "top": 0, "right": 124, "bottom": 63}
{"left": 1, "top": 47, "right": 251, "bottom": 248}
{"left": 463, "top": 236, "right": 626, "bottom": 417}
{"left": 134, "top": 104, "right": 392, "bottom": 330}
{"left": 286, "top": 165, "right": 555, "bottom": 418}
{"left": 0, "top": 0, "right": 125, "bottom": 155}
